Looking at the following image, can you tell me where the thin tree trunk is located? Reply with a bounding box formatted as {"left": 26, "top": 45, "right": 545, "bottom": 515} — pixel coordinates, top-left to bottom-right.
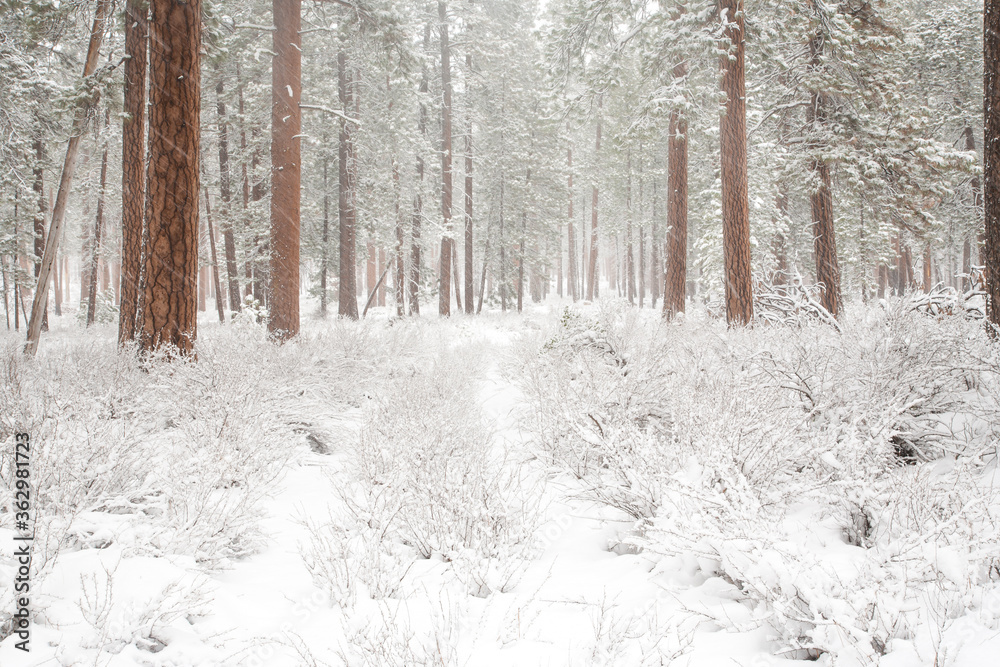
{"left": 452, "top": 242, "right": 462, "bottom": 312}
{"left": 626, "top": 149, "right": 635, "bottom": 305}
{"left": 205, "top": 187, "right": 225, "bottom": 322}
{"left": 499, "top": 174, "right": 507, "bottom": 311}
{"left": 923, "top": 243, "right": 933, "bottom": 292}
{"left": 24, "top": 0, "right": 110, "bottom": 356}
{"left": 32, "top": 138, "right": 49, "bottom": 331}
{"left": 438, "top": 0, "right": 453, "bottom": 317}
{"left": 718, "top": 0, "right": 753, "bottom": 325}
{"left": 140, "top": 0, "right": 201, "bottom": 354}
{"left": 268, "top": 0, "right": 302, "bottom": 338}
{"left": 216, "top": 77, "right": 242, "bottom": 312}
{"left": 87, "top": 111, "right": 110, "bottom": 326}
{"left": 464, "top": 59, "right": 474, "bottom": 313}
{"left": 567, "top": 147, "right": 577, "bottom": 302}
{"left": 587, "top": 99, "right": 601, "bottom": 301}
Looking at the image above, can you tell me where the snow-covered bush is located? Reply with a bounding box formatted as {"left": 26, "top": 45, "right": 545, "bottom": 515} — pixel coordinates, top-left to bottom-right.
{"left": 518, "top": 301, "right": 1000, "bottom": 662}
{"left": 0, "top": 318, "right": 418, "bottom": 653}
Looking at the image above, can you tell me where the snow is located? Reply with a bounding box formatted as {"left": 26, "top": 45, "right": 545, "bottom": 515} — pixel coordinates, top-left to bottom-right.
{"left": 2, "top": 299, "right": 1000, "bottom": 665}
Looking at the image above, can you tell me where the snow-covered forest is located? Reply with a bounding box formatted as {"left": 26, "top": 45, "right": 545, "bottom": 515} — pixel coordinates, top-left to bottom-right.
{"left": 2, "top": 0, "right": 1000, "bottom": 665}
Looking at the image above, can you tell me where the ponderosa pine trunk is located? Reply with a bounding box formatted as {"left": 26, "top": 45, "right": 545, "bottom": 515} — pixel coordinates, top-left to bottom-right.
{"left": 25, "top": 0, "right": 110, "bottom": 356}
{"left": 140, "top": 0, "right": 200, "bottom": 354}
{"left": 338, "top": 49, "right": 359, "bottom": 319}
{"left": 87, "top": 111, "right": 110, "bottom": 326}
{"left": 268, "top": 0, "right": 301, "bottom": 338}
{"left": 719, "top": 0, "right": 753, "bottom": 325}
{"left": 807, "top": 31, "right": 842, "bottom": 318}
{"left": 438, "top": 0, "right": 453, "bottom": 317}
{"left": 216, "top": 77, "right": 242, "bottom": 313}
{"left": 663, "top": 61, "right": 688, "bottom": 319}
{"left": 119, "top": 0, "right": 147, "bottom": 344}
{"left": 464, "top": 55, "right": 474, "bottom": 314}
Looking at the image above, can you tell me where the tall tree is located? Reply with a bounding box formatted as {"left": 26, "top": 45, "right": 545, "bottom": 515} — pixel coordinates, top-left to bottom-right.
{"left": 338, "top": 48, "right": 359, "bottom": 319}
{"left": 119, "top": 0, "right": 148, "bottom": 344}
{"left": 439, "top": 0, "right": 454, "bottom": 317}
{"left": 268, "top": 0, "right": 302, "bottom": 338}
{"left": 807, "top": 30, "right": 842, "bottom": 317}
{"left": 986, "top": 0, "right": 1000, "bottom": 330}
{"left": 718, "top": 0, "right": 753, "bottom": 325}
{"left": 663, "top": 58, "right": 688, "bottom": 319}
{"left": 87, "top": 110, "right": 110, "bottom": 326}
{"left": 216, "top": 78, "right": 242, "bottom": 313}
{"left": 140, "top": 0, "right": 201, "bottom": 353}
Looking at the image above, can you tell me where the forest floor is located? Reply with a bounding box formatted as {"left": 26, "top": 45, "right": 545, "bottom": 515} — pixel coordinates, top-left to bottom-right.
{"left": 2, "top": 297, "right": 1000, "bottom": 666}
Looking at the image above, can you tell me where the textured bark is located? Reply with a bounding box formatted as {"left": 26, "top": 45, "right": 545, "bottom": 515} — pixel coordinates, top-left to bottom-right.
{"left": 120, "top": 0, "right": 147, "bottom": 344}
{"left": 87, "top": 114, "right": 110, "bottom": 326}
{"left": 216, "top": 78, "right": 242, "bottom": 312}
{"left": 268, "top": 0, "right": 301, "bottom": 338}
{"left": 719, "top": 0, "right": 753, "bottom": 325}
{"left": 338, "top": 50, "right": 359, "bottom": 319}
{"left": 663, "top": 61, "right": 688, "bottom": 319}
{"left": 810, "top": 160, "right": 841, "bottom": 315}
{"left": 877, "top": 264, "right": 888, "bottom": 298}
{"left": 205, "top": 187, "right": 225, "bottom": 323}
{"left": 438, "top": 0, "right": 453, "bottom": 317}
{"left": 650, "top": 180, "right": 660, "bottom": 307}
{"left": 25, "top": 0, "right": 110, "bottom": 356}
{"left": 140, "top": 0, "right": 200, "bottom": 354}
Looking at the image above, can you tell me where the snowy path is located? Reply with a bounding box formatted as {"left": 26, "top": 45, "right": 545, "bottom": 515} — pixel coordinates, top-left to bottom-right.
{"left": 168, "top": 338, "right": 788, "bottom": 666}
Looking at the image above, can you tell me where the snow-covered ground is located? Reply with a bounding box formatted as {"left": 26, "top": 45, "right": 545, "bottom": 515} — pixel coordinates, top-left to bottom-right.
{"left": 2, "top": 299, "right": 999, "bottom": 666}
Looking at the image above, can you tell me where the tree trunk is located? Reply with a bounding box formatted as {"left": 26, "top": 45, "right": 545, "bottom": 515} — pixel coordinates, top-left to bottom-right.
{"left": 205, "top": 187, "right": 225, "bottom": 323}
{"left": 24, "top": 0, "right": 110, "bottom": 356}
{"left": 140, "top": 0, "right": 200, "bottom": 354}
{"left": 268, "top": 0, "right": 301, "bottom": 339}
{"left": 923, "top": 243, "right": 933, "bottom": 292}
{"left": 719, "top": 0, "right": 753, "bottom": 325}
{"left": 119, "top": 0, "right": 147, "bottom": 344}
{"left": 663, "top": 60, "right": 688, "bottom": 319}
{"left": 587, "top": 102, "right": 601, "bottom": 301}
{"left": 438, "top": 0, "right": 453, "bottom": 317}
{"left": 626, "top": 149, "right": 635, "bottom": 305}
{"left": 808, "top": 32, "right": 841, "bottom": 318}
{"left": 87, "top": 112, "right": 110, "bottom": 326}
{"left": 32, "top": 138, "right": 49, "bottom": 332}
{"left": 464, "top": 56, "right": 474, "bottom": 313}
{"left": 567, "top": 147, "right": 577, "bottom": 302}
{"left": 216, "top": 77, "right": 242, "bottom": 312}
{"left": 338, "top": 50, "right": 359, "bottom": 319}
